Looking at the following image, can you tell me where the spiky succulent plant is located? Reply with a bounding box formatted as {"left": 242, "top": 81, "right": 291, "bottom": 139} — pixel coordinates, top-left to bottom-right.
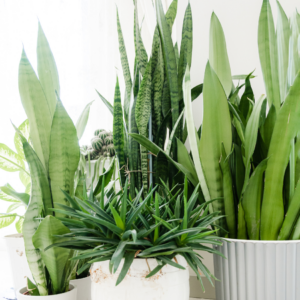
{"left": 46, "top": 177, "right": 223, "bottom": 287}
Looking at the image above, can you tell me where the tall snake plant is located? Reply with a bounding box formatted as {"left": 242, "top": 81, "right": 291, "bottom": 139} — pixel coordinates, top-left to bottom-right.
{"left": 17, "top": 23, "right": 81, "bottom": 295}
{"left": 131, "top": 0, "right": 300, "bottom": 241}
{"left": 97, "top": 0, "right": 202, "bottom": 198}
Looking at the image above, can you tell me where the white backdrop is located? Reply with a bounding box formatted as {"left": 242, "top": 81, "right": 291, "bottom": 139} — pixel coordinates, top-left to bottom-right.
{"left": 0, "top": 0, "right": 300, "bottom": 253}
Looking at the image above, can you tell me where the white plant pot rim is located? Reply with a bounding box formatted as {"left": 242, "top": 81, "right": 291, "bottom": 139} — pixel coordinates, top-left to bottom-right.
{"left": 17, "top": 284, "right": 76, "bottom": 298}
{"left": 221, "top": 237, "right": 300, "bottom": 244}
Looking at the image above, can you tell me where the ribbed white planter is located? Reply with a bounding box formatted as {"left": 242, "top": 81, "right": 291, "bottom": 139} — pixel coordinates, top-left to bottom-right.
{"left": 70, "top": 276, "right": 91, "bottom": 300}
{"left": 213, "top": 239, "right": 300, "bottom": 300}
{"left": 16, "top": 284, "right": 77, "bottom": 300}
{"left": 4, "top": 234, "right": 32, "bottom": 292}
{"left": 90, "top": 256, "right": 189, "bottom": 300}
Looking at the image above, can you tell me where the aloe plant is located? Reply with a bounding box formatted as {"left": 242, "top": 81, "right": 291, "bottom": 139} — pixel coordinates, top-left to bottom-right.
{"left": 131, "top": 0, "right": 300, "bottom": 241}
{"left": 46, "top": 177, "right": 223, "bottom": 288}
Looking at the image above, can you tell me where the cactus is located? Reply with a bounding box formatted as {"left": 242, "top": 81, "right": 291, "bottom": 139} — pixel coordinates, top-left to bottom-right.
{"left": 91, "top": 136, "right": 103, "bottom": 151}
{"left": 94, "top": 129, "right": 105, "bottom": 136}
{"left": 107, "top": 144, "right": 115, "bottom": 156}
{"left": 104, "top": 135, "right": 113, "bottom": 145}
{"left": 98, "top": 130, "right": 109, "bottom": 140}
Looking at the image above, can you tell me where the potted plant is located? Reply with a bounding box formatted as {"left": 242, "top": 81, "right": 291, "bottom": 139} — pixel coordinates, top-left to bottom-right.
{"left": 130, "top": 0, "right": 300, "bottom": 298}
{"left": 46, "top": 176, "right": 223, "bottom": 300}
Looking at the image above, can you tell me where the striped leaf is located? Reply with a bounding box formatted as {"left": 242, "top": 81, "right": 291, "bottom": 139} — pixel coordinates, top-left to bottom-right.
{"left": 18, "top": 50, "right": 52, "bottom": 171}
{"left": 49, "top": 97, "right": 80, "bottom": 217}
{"left": 165, "top": 0, "right": 178, "bottom": 29}
{"left": 37, "top": 22, "right": 59, "bottom": 118}
{"left": 113, "top": 77, "right": 126, "bottom": 185}
{"left": 32, "top": 216, "right": 71, "bottom": 294}
{"left": 135, "top": 60, "right": 152, "bottom": 192}
{"left": 21, "top": 138, "right": 51, "bottom": 295}
{"left": 156, "top": 0, "right": 180, "bottom": 136}
{"left": 258, "top": 0, "right": 281, "bottom": 110}
{"left": 276, "top": 1, "right": 290, "bottom": 103}
{"left": 199, "top": 62, "right": 232, "bottom": 234}
{"left": 134, "top": 0, "right": 148, "bottom": 76}
{"left": 242, "top": 159, "right": 268, "bottom": 240}
{"left": 209, "top": 13, "right": 232, "bottom": 97}
{"left": 261, "top": 72, "right": 300, "bottom": 240}
{"left": 117, "top": 8, "right": 132, "bottom": 125}
{"left": 128, "top": 63, "right": 142, "bottom": 195}
{"left": 178, "top": 3, "right": 193, "bottom": 106}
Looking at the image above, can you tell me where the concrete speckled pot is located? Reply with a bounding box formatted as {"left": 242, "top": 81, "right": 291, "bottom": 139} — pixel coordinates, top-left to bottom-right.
{"left": 90, "top": 256, "right": 189, "bottom": 300}
{"left": 16, "top": 285, "right": 77, "bottom": 300}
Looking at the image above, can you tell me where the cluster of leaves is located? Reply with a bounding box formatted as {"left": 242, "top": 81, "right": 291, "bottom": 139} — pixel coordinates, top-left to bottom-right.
{"left": 132, "top": 0, "right": 300, "bottom": 241}
{"left": 98, "top": 0, "right": 203, "bottom": 198}
{"left": 47, "top": 177, "right": 223, "bottom": 287}
{"left": 0, "top": 120, "right": 31, "bottom": 232}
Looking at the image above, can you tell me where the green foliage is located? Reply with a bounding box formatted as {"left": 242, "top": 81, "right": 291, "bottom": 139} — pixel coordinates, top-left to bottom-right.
{"left": 47, "top": 178, "right": 222, "bottom": 287}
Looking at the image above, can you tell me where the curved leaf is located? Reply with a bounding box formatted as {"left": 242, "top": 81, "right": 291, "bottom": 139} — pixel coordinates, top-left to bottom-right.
{"left": 209, "top": 12, "right": 232, "bottom": 97}
{"left": 18, "top": 50, "right": 52, "bottom": 171}
{"left": 14, "top": 119, "right": 30, "bottom": 160}
{"left": 49, "top": 97, "right": 80, "bottom": 217}
{"left": 258, "top": 0, "right": 280, "bottom": 110}
{"left": 37, "top": 22, "right": 59, "bottom": 117}
{"left": 261, "top": 72, "right": 300, "bottom": 240}
{"left": 242, "top": 158, "right": 268, "bottom": 240}
{"left": 75, "top": 100, "right": 94, "bottom": 140}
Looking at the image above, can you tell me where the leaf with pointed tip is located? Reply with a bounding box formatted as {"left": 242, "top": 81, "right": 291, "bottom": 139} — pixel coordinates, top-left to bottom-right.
{"left": 96, "top": 90, "right": 113, "bottom": 114}
{"left": 0, "top": 185, "right": 29, "bottom": 206}
{"left": 49, "top": 97, "right": 80, "bottom": 218}
{"left": 209, "top": 12, "right": 232, "bottom": 97}
{"left": 0, "top": 143, "right": 25, "bottom": 173}
{"left": 76, "top": 101, "right": 94, "bottom": 140}
{"left": 258, "top": 0, "right": 280, "bottom": 110}
{"left": 18, "top": 50, "right": 52, "bottom": 171}
{"left": 14, "top": 119, "right": 30, "bottom": 160}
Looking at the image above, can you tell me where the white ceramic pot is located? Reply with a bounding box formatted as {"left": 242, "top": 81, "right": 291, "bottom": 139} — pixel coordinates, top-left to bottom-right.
{"left": 16, "top": 284, "right": 77, "bottom": 300}
{"left": 213, "top": 238, "right": 300, "bottom": 300}
{"left": 70, "top": 276, "right": 91, "bottom": 300}
{"left": 4, "top": 234, "right": 32, "bottom": 292}
{"left": 90, "top": 256, "right": 189, "bottom": 300}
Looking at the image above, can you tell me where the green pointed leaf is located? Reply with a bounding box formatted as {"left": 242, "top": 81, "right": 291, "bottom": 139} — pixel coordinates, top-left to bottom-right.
{"left": 18, "top": 50, "right": 52, "bottom": 171}
{"left": 15, "top": 217, "right": 24, "bottom": 233}
{"left": 209, "top": 12, "right": 232, "bottom": 97}
{"left": 1, "top": 185, "right": 29, "bottom": 206}
{"left": 242, "top": 159, "right": 268, "bottom": 240}
{"left": 76, "top": 100, "right": 94, "bottom": 140}
{"left": 183, "top": 66, "right": 210, "bottom": 204}
{"left": 258, "top": 0, "right": 280, "bottom": 110}
{"left": 135, "top": 60, "right": 152, "bottom": 191}
{"left": 37, "top": 22, "right": 59, "bottom": 117}
{"left": 49, "top": 97, "right": 80, "bottom": 218}
{"left": 0, "top": 214, "right": 16, "bottom": 229}
{"left": 96, "top": 90, "right": 113, "bottom": 114}
{"left": 261, "top": 72, "right": 300, "bottom": 240}
{"left": 113, "top": 77, "right": 126, "bottom": 185}
{"left": 116, "top": 251, "right": 135, "bottom": 286}
{"left": 276, "top": 1, "right": 290, "bottom": 103}
{"left": 199, "top": 62, "right": 232, "bottom": 230}
{"left": 33, "top": 216, "right": 70, "bottom": 294}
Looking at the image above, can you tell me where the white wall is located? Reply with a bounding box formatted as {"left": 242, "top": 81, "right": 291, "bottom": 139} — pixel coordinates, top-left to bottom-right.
{"left": 176, "top": 0, "right": 300, "bottom": 130}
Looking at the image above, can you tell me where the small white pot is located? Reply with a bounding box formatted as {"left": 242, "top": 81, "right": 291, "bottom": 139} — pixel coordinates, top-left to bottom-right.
{"left": 16, "top": 284, "right": 77, "bottom": 300}
{"left": 70, "top": 276, "right": 91, "bottom": 300}
{"left": 4, "top": 234, "right": 32, "bottom": 292}
{"left": 90, "top": 256, "right": 189, "bottom": 300}
{"left": 213, "top": 238, "right": 300, "bottom": 300}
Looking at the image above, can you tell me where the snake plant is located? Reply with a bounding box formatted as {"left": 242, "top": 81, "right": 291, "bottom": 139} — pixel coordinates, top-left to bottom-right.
{"left": 46, "top": 177, "right": 223, "bottom": 289}
{"left": 131, "top": 0, "right": 300, "bottom": 241}
{"left": 97, "top": 0, "right": 202, "bottom": 198}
